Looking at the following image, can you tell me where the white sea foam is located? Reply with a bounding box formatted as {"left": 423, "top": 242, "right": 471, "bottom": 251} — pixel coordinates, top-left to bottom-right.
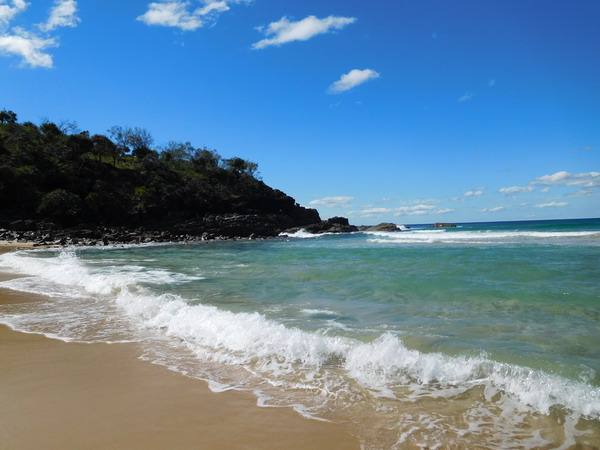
{"left": 279, "top": 229, "right": 328, "bottom": 239}
{"left": 1, "top": 248, "right": 599, "bottom": 447}
{"left": 364, "top": 229, "right": 600, "bottom": 245}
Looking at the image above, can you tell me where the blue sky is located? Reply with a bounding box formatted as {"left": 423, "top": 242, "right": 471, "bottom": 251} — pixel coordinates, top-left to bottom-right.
{"left": 1, "top": 0, "right": 599, "bottom": 224}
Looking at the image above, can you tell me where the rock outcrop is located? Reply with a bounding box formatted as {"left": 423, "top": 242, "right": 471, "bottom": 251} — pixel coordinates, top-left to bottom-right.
{"left": 284, "top": 216, "right": 358, "bottom": 235}
{"left": 358, "top": 223, "right": 402, "bottom": 232}
{"left": 431, "top": 222, "right": 457, "bottom": 228}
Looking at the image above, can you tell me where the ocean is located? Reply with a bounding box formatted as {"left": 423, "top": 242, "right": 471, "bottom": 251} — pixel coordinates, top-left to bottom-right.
{"left": 1, "top": 218, "right": 599, "bottom": 448}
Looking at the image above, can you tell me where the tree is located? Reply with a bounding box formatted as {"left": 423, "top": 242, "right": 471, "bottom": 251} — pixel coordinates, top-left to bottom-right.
{"left": 40, "top": 121, "right": 63, "bottom": 137}
{"left": 0, "top": 110, "right": 17, "bottom": 123}
{"left": 107, "top": 126, "right": 129, "bottom": 163}
{"left": 223, "top": 157, "right": 258, "bottom": 177}
{"left": 57, "top": 119, "right": 80, "bottom": 134}
{"left": 161, "top": 141, "right": 195, "bottom": 162}
{"left": 126, "top": 127, "right": 153, "bottom": 154}
{"left": 108, "top": 125, "right": 154, "bottom": 160}
{"left": 91, "top": 134, "right": 119, "bottom": 165}
{"left": 192, "top": 147, "right": 221, "bottom": 172}
{"left": 37, "top": 189, "right": 82, "bottom": 218}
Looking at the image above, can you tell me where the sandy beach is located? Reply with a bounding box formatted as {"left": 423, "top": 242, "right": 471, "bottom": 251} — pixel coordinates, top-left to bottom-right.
{"left": 0, "top": 245, "right": 359, "bottom": 450}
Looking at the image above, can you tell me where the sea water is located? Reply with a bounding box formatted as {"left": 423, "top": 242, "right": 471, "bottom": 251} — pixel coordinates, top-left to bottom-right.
{"left": 1, "top": 218, "right": 599, "bottom": 448}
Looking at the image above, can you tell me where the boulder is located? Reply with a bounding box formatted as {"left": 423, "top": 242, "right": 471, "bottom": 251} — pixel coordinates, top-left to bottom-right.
{"left": 284, "top": 216, "right": 358, "bottom": 235}
{"left": 358, "top": 223, "right": 401, "bottom": 232}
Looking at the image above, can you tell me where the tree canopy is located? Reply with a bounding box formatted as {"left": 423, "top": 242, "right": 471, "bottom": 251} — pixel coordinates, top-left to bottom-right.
{"left": 0, "top": 109, "right": 299, "bottom": 228}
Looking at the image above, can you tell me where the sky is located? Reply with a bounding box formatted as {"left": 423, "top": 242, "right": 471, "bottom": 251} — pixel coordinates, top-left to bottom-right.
{"left": 1, "top": 0, "right": 599, "bottom": 224}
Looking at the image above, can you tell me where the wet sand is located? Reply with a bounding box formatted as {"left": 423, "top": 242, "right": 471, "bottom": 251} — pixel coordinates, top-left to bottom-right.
{"left": 0, "top": 248, "right": 359, "bottom": 449}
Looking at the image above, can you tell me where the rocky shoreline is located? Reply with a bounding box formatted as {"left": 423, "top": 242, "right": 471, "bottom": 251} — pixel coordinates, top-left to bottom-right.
{"left": 1, "top": 217, "right": 445, "bottom": 248}
{"left": 0, "top": 215, "right": 363, "bottom": 247}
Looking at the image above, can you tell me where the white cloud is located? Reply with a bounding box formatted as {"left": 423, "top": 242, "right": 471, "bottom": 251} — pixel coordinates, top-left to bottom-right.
{"left": 534, "top": 201, "right": 568, "bottom": 208}
{"left": 40, "top": 0, "right": 79, "bottom": 32}
{"left": 540, "top": 187, "right": 550, "bottom": 193}
{"left": 137, "top": 0, "right": 243, "bottom": 31}
{"left": 566, "top": 188, "right": 596, "bottom": 198}
{"left": 329, "top": 68, "right": 380, "bottom": 94}
{"left": 498, "top": 185, "right": 535, "bottom": 195}
{"left": 531, "top": 171, "right": 600, "bottom": 188}
{"left": 479, "top": 206, "right": 505, "bottom": 212}
{"left": 309, "top": 196, "right": 354, "bottom": 208}
{"left": 138, "top": 1, "right": 203, "bottom": 31}
{"left": 252, "top": 15, "right": 356, "bottom": 50}
{"left": 458, "top": 91, "right": 474, "bottom": 102}
{"left": 464, "top": 187, "right": 485, "bottom": 197}
{"left": 361, "top": 207, "right": 391, "bottom": 215}
{"left": 393, "top": 204, "right": 453, "bottom": 217}
{"left": 0, "top": 0, "right": 28, "bottom": 27}
{"left": 0, "top": 1, "right": 79, "bottom": 68}
{"left": 0, "top": 28, "right": 56, "bottom": 68}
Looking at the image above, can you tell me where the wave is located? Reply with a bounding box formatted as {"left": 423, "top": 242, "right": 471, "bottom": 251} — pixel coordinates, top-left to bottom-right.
{"left": 279, "top": 229, "right": 331, "bottom": 239}
{"left": 363, "top": 229, "right": 600, "bottom": 245}
{"left": 1, "top": 248, "right": 599, "bottom": 447}
{"left": 1, "top": 249, "right": 598, "bottom": 422}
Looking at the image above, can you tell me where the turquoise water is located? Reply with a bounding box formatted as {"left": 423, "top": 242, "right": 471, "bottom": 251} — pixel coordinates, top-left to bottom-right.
{"left": 1, "top": 218, "right": 599, "bottom": 448}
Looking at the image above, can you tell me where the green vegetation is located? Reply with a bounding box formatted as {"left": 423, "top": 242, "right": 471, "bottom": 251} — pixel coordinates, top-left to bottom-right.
{"left": 0, "top": 109, "right": 311, "bottom": 229}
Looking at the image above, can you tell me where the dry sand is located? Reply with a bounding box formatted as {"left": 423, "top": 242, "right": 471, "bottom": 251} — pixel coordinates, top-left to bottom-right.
{"left": 0, "top": 247, "right": 359, "bottom": 449}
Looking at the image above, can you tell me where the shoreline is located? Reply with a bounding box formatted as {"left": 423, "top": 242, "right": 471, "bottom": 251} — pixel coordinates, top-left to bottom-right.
{"left": 0, "top": 250, "right": 359, "bottom": 449}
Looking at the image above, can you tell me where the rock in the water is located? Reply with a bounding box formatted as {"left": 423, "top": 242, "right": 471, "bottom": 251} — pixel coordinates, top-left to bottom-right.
{"left": 284, "top": 216, "right": 358, "bottom": 235}
{"left": 358, "top": 223, "right": 402, "bottom": 232}
{"left": 431, "top": 222, "right": 457, "bottom": 228}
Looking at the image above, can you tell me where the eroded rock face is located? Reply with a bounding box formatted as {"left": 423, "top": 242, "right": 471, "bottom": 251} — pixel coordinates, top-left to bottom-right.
{"left": 431, "top": 222, "right": 457, "bottom": 228}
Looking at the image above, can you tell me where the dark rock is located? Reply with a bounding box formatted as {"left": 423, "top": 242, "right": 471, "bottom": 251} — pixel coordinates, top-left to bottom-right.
{"left": 9, "top": 220, "right": 37, "bottom": 231}
{"left": 359, "top": 223, "right": 402, "bottom": 232}
{"left": 431, "top": 222, "right": 457, "bottom": 228}
{"left": 284, "top": 216, "right": 358, "bottom": 235}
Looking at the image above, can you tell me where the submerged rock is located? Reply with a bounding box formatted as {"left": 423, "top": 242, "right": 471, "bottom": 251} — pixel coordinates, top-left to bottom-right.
{"left": 431, "top": 222, "right": 457, "bottom": 228}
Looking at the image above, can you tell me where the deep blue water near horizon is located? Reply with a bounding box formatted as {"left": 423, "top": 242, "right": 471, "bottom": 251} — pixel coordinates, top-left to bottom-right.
{"left": 1, "top": 218, "right": 599, "bottom": 448}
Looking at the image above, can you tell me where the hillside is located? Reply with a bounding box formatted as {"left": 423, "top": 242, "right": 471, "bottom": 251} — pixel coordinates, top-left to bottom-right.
{"left": 0, "top": 110, "right": 320, "bottom": 240}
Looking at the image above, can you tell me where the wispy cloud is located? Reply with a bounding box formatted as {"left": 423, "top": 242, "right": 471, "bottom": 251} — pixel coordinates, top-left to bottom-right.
{"left": 309, "top": 196, "right": 354, "bottom": 208}
{"left": 498, "top": 185, "right": 535, "bottom": 195}
{"left": 393, "top": 204, "right": 453, "bottom": 217}
{"left": 360, "top": 207, "right": 391, "bottom": 215}
{"left": 531, "top": 171, "right": 600, "bottom": 188}
{"left": 489, "top": 78, "right": 496, "bottom": 87}
{"left": 479, "top": 206, "right": 504, "bottom": 212}
{"left": 464, "top": 187, "right": 485, "bottom": 197}
{"left": 329, "top": 68, "right": 380, "bottom": 94}
{"left": 534, "top": 201, "right": 568, "bottom": 208}
{"left": 571, "top": 145, "right": 593, "bottom": 153}
{"left": 137, "top": 0, "right": 246, "bottom": 31}
{"left": 252, "top": 15, "right": 356, "bottom": 50}
{"left": 40, "top": 0, "right": 80, "bottom": 32}
{"left": 458, "top": 91, "right": 474, "bottom": 102}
